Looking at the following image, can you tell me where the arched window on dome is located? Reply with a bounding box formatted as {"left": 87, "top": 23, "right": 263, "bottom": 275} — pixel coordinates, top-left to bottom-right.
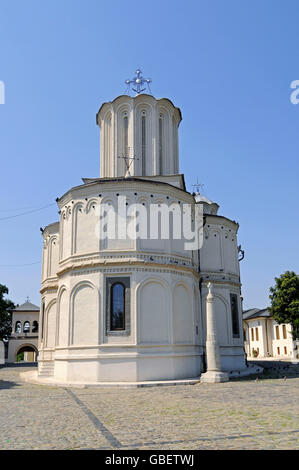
{"left": 32, "top": 321, "right": 39, "bottom": 333}
{"left": 159, "top": 115, "right": 163, "bottom": 175}
{"left": 110, "top": 282, "right": 126, "bottom": 330}
{"left": 123, "top": 115, "right": 128, "bottom": 155}
{"left": 15, "top": 321, "right": 22, "bottom": 334}
{"left": 141, "top": 113, "right": 146, "bottom": 174}
{"left": 23, "top": 321, "right": 30, "bottom": 333}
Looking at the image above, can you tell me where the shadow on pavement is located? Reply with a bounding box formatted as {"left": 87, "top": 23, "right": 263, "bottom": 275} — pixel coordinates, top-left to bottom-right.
{"left": 0, "top": 379, "right": 20, "bottom": 390}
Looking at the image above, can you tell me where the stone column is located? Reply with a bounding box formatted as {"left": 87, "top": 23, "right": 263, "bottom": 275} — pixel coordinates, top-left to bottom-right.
{"left": 200, "top": 283, "right": 229, "bottom": 383}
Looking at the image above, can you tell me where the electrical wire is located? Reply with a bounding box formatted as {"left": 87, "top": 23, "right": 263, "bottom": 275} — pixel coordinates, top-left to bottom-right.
{"left": 0, "top": 261, "right": 40, "bottom": 267}
{"left": 0, "top": 203, "right": 56, "bottom": 221}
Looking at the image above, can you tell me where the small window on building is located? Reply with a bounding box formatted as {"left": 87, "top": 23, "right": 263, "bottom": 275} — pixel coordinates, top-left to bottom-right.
{"left": 23, "top": 321, "right": 30, "bottom": 333}
{"left": 284, "top": 346, "right": 287, "bottom": 355}
{"left": 282, "top": 324, "right": 287, "bottom": 340}
{"left": 106, "top": 277, "right": 130, "bottom": 335}
{"left": 15, "top": 321, "right": 22, "bottom": 334}
{"left": 123, "top": 116, "right": 128, "bottom": 154}
{"left": 32, "top": 321, "right": 39, "bottom": 333}
{"left": 255, "top": 327, "right": 259, "bottom": 341}
{"left": 141, "top": 114, "right": 146, "bottom": 175}
{"left": 251, "top": 328, "right": 254, "bottom": 341}
{"left": 277, "top": 347, "right": 280, "bottom": 355}
{"left": 110, "top": 283, "right": 125, "bottom": 330}
{"left": 275, "top": 325, "right": 280, "bottom": 340}
{"left": 159, "top": 115, "right": 163, "bottom": 175}
{"left": 230, "top": 294, "right": 240, "bottom": 338}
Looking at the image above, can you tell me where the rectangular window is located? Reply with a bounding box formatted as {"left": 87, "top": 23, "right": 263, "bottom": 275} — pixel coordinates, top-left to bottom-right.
{"left": 106, "top": 276, "right": 130, "bottom": 336}
{"left": 230, "top": 294, "right": 240, "bottom": 338}
{"left": 284, "top": 346, "right": 287, "bottom": 355}
{"left": 255, "top": 327, "right": 259, "bottom": 341}
{"left": 282, "top": 324, "right": 287, "bottom": 339}
{"left": 277, "top": 347, "right": 280, "bottom": 355}
{"left": 275, "top": 325, "right": 280, "bottom": 340}
{"left": 251, "top": 328, "right": 254, "bottom": 341}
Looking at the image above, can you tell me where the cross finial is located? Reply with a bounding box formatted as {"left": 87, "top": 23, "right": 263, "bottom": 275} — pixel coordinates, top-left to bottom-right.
{"left": 125, "top": 69, "right": 152, "bottom": 95}
{"left": 26, "top": 296, "right": 30, "bottom": 302}
{"left": 192, "top": 178, "right": 204, "bottom": 194}
{"left": 118, "top": 147, "right": 139, "bottom": 178}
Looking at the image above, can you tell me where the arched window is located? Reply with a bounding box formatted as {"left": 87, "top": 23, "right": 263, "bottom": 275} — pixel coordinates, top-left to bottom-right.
{"left": 123, "top": 115, "right": 128, "bottom": 156}
{"left": 141, "top": 113, "right": 146, "bottom": 174}
{"left": 23, "top": 321, "right": 30, "bottom": 333}
{"left": 32, "top": 321, "right": 39, "bottom": 333}
{"left": 15, "top": 321, "right": 22, "bottom": 334}
{"left": 159, "top": 115, "right": 163, "bottom": 174}
{"left": 110, "top": 282, "right": 125, "bottom": 330}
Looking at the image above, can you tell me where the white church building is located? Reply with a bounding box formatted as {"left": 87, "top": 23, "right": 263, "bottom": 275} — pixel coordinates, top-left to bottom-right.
{"left": 24, "top": 71, "right": 254, "bottom": 386}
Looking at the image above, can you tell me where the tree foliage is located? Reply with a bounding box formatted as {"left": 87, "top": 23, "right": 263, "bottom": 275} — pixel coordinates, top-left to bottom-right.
{"left": 269, "top": 271, "right": 299, "bottom": 339}
{"left": 0, "top": 284, "right": 15, "bottom": 340}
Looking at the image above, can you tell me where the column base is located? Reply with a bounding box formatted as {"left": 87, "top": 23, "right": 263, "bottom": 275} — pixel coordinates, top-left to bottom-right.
{"left": 200, "top": 370, "right": 229, "bottom": 383}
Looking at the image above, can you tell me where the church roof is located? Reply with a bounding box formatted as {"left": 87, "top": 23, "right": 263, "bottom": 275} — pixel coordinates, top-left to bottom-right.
{"left": 96, "top": 94, "right": 182, "bottom": 123}
{"left": 13, "top": 301, "right": 40, "bottom": 312}
{"left": 243, "top": 308, "right": 271, "bottom": 320}
{"left": 57, "top": 175, "right": 190, "bottom": 207}
{"left": 195, "top": 193, "right": 214, "bottom": 204}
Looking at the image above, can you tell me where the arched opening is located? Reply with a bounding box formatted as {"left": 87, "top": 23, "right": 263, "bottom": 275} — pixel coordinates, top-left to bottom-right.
{"left": 23, "top": 321, "right": 30, "bottom": 333}
{"left": 15, "top": 344, "right": 38, "bottom": 363}
{"left": 32, "top": 321, "right": 39, "bottom": 333}
{"left": 15, "top": 321, "right": 22, "bottom": 333}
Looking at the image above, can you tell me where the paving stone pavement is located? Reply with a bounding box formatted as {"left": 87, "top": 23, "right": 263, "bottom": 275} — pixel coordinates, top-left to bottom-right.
{"left": 0, "top": 365, "right": 298, "bottom": 450}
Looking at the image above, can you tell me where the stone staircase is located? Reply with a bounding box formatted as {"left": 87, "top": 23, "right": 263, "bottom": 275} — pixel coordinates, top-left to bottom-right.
{"left": 38, "top": 361, "right": 54, "bottom": 377}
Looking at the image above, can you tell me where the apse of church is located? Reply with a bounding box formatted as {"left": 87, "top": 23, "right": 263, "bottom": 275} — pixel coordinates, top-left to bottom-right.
{"left": 37, "top": 70, "right": 246, "bottom": 385}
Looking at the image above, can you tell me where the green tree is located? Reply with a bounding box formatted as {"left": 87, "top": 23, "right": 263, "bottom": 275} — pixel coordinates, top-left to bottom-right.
{"left": 269, "top": 271, "right": 299, "bottom": 339}
{"left": 0, "top": 284, "right": 15, "bottom": 340}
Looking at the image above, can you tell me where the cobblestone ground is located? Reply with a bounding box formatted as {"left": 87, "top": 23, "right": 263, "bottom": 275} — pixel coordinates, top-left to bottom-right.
{"left": 0, "top": 365, "right": 298, "bottom": 450}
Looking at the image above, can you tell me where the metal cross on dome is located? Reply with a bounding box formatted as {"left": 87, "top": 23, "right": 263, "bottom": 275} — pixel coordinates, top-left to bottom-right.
{"left": 125, "top": 69, "right": 152, "bottom": 95}
{"left": 192, "top": 178, "right": 205, "bottom": 194}
{"left": 118, "top": 147, "right": 139, "bottom": 178}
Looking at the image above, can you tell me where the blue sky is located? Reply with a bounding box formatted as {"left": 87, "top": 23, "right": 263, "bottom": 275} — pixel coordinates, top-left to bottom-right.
{"left": 0, "top": 0, "right": 298, "bottom": 308}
